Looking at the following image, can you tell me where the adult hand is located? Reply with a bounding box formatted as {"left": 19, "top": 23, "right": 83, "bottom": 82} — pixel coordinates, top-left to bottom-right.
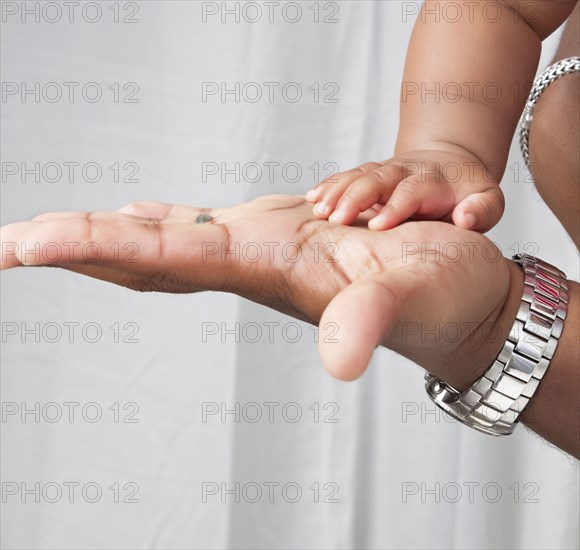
{"left": 0, "top": 195, "right": 522, "bottom": 389}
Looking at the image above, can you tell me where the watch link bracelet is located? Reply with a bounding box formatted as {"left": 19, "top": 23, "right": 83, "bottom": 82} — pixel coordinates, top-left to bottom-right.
{"left": 425, "top": 254, "right": 568, "bottom": 436}
{"left": 519, "top": 56, "right": 580, "bottom": 170}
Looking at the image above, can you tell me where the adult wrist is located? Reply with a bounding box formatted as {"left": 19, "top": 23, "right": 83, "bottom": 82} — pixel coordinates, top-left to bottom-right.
{"left": 426, "top": 254, "right": 569, "bottom": 436}
{"left": 445, "top": 257, "right": 524, "bottom": 392}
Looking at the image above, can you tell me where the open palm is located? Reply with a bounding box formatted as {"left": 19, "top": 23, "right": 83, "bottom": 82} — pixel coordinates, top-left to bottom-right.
{"left": 1, "top": 194, "right": 515, "bottom": 386}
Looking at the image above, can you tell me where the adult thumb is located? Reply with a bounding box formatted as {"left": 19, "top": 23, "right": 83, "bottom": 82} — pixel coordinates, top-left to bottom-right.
{"left": 318, "top": 276, "right": 406, "bottom": 381}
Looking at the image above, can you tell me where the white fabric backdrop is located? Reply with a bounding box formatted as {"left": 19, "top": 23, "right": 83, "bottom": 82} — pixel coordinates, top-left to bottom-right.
{"left": 1, "top": 1, "right": 578, "bottom": 549}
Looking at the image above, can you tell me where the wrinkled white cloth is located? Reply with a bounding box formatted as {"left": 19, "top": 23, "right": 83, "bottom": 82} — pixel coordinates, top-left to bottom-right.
{"left": 1, "top": 2, "right": 578, "bottom": 549}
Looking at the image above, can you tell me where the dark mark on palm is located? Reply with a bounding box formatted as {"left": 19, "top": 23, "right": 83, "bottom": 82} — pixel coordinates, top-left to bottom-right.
{"left": 195, "top": 213, "right": 214, "bottom": 224}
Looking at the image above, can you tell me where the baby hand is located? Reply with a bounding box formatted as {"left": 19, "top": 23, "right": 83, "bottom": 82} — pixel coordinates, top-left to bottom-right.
{"left": 304, "top": 151, "right": 505, "bottom": 232}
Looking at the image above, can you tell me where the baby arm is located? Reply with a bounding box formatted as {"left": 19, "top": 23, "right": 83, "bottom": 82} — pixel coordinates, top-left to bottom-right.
{"left": 306, "top": 0, "right": 577, "bottom": 231}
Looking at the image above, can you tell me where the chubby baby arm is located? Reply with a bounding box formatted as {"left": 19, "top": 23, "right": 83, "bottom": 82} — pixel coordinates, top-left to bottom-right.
{"left": 306, "top": 1, "right": 577, "bottom": 232}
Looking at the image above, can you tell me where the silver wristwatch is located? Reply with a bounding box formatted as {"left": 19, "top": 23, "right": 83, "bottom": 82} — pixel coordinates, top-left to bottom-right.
{"left": 425, "top": 254, "right": 568, "bottom": 436}
{"left": 519, "top": 56, "right": 580, "bottom": 169}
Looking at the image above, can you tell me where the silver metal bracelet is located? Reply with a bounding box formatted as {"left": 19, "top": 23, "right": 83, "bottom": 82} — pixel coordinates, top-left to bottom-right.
{"left": 519, "top": 56, "right": 580, "bottom": 170}
{"left": 425, "top": 254, "right": 568, "bottom": 436}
